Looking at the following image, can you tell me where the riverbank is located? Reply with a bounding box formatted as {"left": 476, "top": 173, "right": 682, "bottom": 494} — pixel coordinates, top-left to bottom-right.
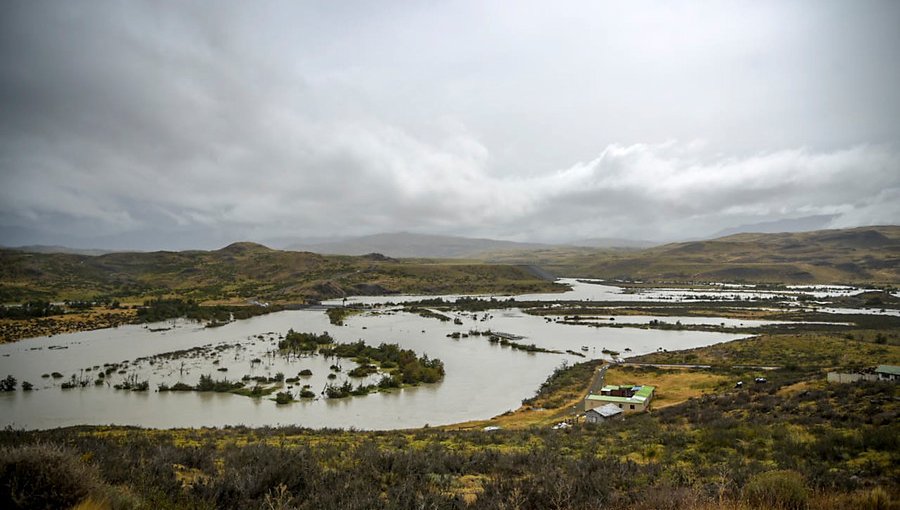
{"left": 0, "top": 308, "right": 137, "bottom": 343}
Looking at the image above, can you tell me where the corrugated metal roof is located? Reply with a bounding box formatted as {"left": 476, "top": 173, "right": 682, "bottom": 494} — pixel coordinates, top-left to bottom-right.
{"left": 875, "top": 365, "right": 900, "bottom": 376}
{"left": 586, "top": 403, "right": 623, "bottom": 418}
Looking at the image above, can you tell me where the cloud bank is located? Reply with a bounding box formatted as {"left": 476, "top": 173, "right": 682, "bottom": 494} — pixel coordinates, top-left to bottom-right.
{"left": 1, "top": 2, "right": 898, "bottom": 249}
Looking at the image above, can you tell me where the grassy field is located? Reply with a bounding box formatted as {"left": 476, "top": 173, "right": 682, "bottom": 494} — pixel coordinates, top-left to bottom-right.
{"left": 629, "top": 331, "right": 900, "bottom": 370}
{"left": 604, "top": 365, "right": 732, "bottom": 408}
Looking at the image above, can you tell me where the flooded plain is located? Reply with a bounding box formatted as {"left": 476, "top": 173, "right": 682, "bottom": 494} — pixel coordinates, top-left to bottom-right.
{"left": 330, "top": 278, "right": 885, "bottom": 305}
{"left": 0, "top": 279, "right": 878, "bottom": 430}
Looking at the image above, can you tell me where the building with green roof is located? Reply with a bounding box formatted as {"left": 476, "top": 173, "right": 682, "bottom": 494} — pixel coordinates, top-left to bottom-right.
{"left": 875, "top": 365, "right": 900, "bottom": 382}
{"left": 584, "top": 384, "right": 655, "bottom": 413}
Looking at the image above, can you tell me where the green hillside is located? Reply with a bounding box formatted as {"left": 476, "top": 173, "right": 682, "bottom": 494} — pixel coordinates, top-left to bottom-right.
{"left": 0, "top": 242, "right": 561, "bottom": 303}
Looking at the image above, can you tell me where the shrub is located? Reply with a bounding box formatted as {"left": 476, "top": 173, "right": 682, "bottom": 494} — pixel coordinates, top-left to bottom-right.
{"left": 0, "top": 375, "right": 17, "bottom": 391}
{"left": 742, "top": 469, "right": 809, "bottom": 509}
{"left": 348, "top": 364, "right": 377, "bottom": 378}
{"left": 0, "top": 443, "right": 100, "bottom": 510}
{"left": 275, "top": 391, "right": 294, "bottom": 404}
{"left": 853, "top": 487, "right": 891, "bottom": 510}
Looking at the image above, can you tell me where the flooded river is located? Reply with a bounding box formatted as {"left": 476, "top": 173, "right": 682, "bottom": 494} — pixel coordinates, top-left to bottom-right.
{"left": 1, "top": 279, "right": 840, "bottom": 430}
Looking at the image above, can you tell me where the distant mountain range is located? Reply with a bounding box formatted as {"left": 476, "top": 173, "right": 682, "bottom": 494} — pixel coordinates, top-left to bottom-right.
{"left": 565, "top": 237, "right": 659, "bottom": 249}
{"left": 710, "top": 214, "right": 838, "bottom": 238}
{"left": 283, "top": 232, "right": 551, "bottom": 258}
{"left": 1, "top": 245, "right": 117, "bottom": 256}
{"left": 282, "top": 232, "right": 654, "bottom": 258}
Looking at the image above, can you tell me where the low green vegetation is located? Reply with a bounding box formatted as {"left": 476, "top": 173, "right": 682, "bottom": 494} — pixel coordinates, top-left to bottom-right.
{"left": 158, "top": 374, "right": 244, "bottom": 393}
{"left": 0, "top": 300, "right": 64, "bottom": 319}
{"left": 408, "top": 307, "right": 453, "bottom": 322}
{"left": 319, "top": 340, "right": 445, "bottom": 386}
{"left": 326, "top": 307, "right": 360, "bottom": 325}
{"left": 277, "top": 332, "right": 445, "bottom": 397}
{"left": 136, "top": 298, "right": 281, "bottom": 325}
{"left": 0, "top": 375, "right": 16, "bottom": 392}
{"left": 278, "top": 330, "right": 335, "bottom": 352}
{"left": 446, "top": 329, "right": 562, "bottom": 355}
{"left": 274, "top": 391, "right": 294, "bottom": 405}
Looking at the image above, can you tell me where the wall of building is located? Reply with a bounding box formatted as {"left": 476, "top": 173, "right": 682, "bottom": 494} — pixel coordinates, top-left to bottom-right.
{"left": 827, "top": 372, "right": 878, "bottom": 383}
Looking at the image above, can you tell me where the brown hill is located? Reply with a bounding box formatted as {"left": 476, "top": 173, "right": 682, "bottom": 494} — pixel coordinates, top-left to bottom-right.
{"left": 491, "top": 226, "right": 900, "bottom": 284}
{"left": 0, "top": 243, "right": 560, "bottom": 303}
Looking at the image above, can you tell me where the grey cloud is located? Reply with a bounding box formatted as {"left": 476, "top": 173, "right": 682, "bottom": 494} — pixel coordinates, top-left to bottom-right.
{"left": 1, "top": 1, "right": 898, "bottom": 249}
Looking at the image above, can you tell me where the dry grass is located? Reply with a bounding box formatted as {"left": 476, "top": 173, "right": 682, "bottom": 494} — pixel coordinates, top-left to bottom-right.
{"left": 448, "top": 399, "right": 583, "bottom": 430}
{"left": 604, "top": 366, "right": 730, "bottom": 408}
{"left": 448, "top": 363, "right": 731, "bottom": 429}
{"left": 631, "top": 332, "right": 900, "bottom": 369}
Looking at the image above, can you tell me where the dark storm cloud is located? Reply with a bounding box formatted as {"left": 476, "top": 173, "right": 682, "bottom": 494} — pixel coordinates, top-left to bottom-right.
{"left": 1, "top": 1, "right": 898, "bottom": 249}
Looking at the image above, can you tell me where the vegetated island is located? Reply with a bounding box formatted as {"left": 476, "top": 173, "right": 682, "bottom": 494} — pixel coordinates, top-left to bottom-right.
{"left": 277, "top": 331, "right": 445, "bottom": 400}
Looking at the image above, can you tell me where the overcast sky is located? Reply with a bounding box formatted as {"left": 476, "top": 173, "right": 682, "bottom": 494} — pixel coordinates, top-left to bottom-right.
{"left": 1, "top": 1, "right": 899, "bottom": 250}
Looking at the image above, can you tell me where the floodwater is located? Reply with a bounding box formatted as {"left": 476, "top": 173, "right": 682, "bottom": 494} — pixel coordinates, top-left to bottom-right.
{"left": 0, "top": 279, "right": 871, "bottom": 430}
{"left": 565, "top": 315, "right": 849, "bottom": 328}
{"left": 328, "top": 278, "right": 882, "bottom": 306}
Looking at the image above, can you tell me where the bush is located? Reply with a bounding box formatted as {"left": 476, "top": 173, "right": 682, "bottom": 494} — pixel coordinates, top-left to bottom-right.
{"left": 275, "top": 391, "right": 293, "bottom": 405}
{"left": 742, "top": 469, "right": 809, "bottom": 509}
{"left": 0, "top": 375, "right": 16, "bottom": 392}
{"left": 0, "top": 443, "right": 100, "bottom": 509}
{"left": 854, "top": 486, "right": 891, "bottom": 510}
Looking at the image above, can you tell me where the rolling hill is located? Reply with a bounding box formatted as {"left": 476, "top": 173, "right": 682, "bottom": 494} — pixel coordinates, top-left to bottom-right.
{"left": 0, "top": 242, "right": 561, "bottom": 303}
{"left": 498, "top": 226, "right": 900, "bottom": 284}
